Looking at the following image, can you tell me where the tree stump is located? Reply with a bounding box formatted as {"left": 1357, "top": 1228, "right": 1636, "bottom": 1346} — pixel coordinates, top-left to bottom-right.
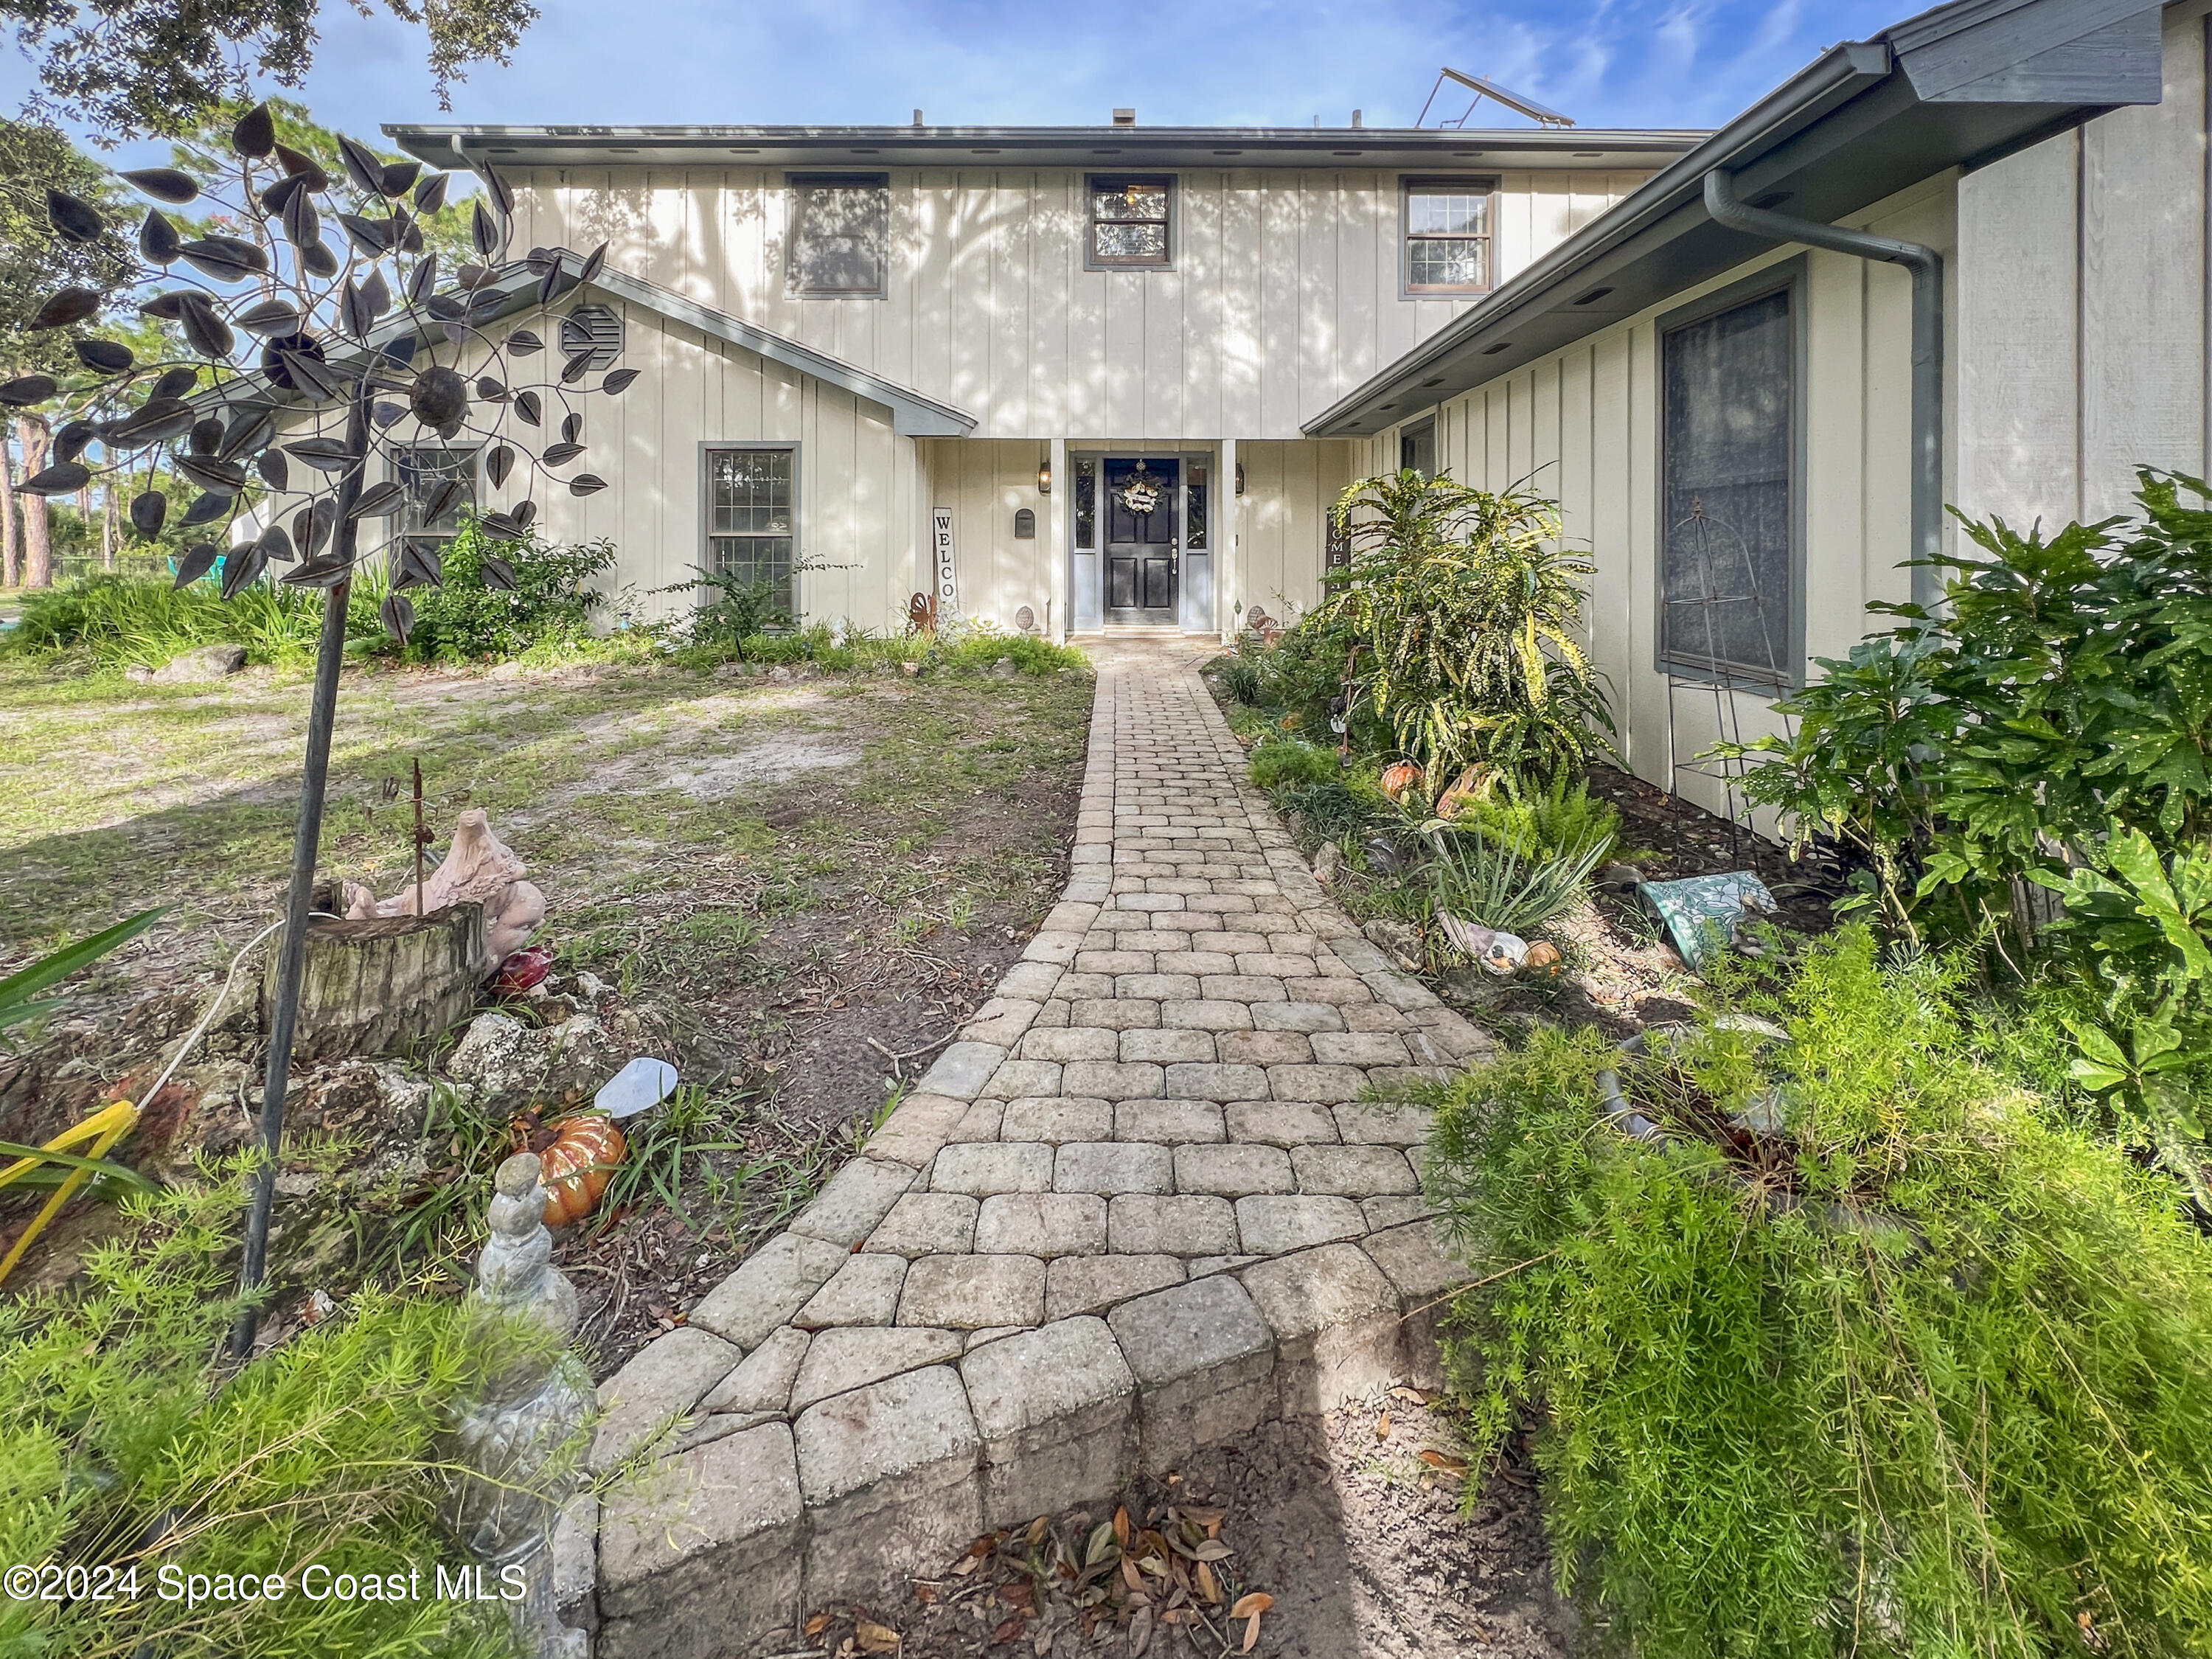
{"left": 265, "top": 902, "right": 487, "bottom": 1063}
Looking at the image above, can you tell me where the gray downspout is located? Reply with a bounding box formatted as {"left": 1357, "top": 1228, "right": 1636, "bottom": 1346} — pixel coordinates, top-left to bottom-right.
{"left": 1703, "top": 168, "right": 1944, "bottom": 611}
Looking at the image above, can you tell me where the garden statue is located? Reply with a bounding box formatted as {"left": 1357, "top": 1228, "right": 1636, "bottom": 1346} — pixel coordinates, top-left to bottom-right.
{"left": 443, "top": 1151, "right": 591, "bottom": 1659}
{"left": 0, "top": 101, "right": 633, "bottom": 1351}
{"left": 342, "top": 807, "right": 547, "bottom": 966}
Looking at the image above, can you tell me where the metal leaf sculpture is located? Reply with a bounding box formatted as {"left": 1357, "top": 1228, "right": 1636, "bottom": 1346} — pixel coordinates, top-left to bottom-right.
{"left": 6, "top": 104, "right": 631, "bottom": 1357}
{"left": 13, "top": 104, "right": 626, "bottom": 644}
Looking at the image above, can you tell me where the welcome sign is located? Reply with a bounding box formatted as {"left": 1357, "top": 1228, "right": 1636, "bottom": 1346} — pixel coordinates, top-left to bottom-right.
{"left": 931, "top": 507, "right": 958, "bottom": 616}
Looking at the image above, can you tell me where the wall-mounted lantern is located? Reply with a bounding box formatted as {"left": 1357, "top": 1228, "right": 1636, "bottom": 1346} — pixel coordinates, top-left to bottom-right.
{"left": 1234, "top": 459, "right": 1247, "bottom": 495}
{"left": 1037, "top": 451, "right": 1052, "bottom": 494}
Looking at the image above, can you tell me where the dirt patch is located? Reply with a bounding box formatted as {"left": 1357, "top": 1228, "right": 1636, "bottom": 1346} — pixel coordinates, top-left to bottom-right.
{"left": 787, "top": 1385, "right": 1568, "bottom": 1659}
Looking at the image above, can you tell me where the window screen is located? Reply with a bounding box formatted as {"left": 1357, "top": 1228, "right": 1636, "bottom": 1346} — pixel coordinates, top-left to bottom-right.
{"left": 1660, "top": 286, "right": 1793, "bottom": 684}
{"left": 1186, "top": 467, "right": 1208, "bottom": 551}
{"left": 1089, "top": 177, "right": 1172, "bottom": 268}
{"left": 706, "top": 448, "right": 796, "bottom": 617}
{"left": 1404, "top": 178, "right": 1492, "bottom": 293}
{"left": 787, "top": 175, "right": 888, "bottom": 296}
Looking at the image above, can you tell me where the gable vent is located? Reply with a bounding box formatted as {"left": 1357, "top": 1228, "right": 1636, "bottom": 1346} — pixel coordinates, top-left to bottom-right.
{"left": 560, "top": 304, "right": 623, "bottom": 370}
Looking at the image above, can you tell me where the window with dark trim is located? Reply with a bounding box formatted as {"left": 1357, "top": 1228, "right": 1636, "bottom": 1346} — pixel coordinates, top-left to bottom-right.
{"left": 1660, "top": 283, "right": 1795, "bottom": 684}
{"left": 1399, "top": 419, "right": 1437, "bottom": 478}
{"left": 706, "top": 447, "right": 796, "bottom": 616}
{"left": 787, "top": 173, "right": 889, "bottom": 297}
{"left": 1088, "top": 176, "right": 1173, "bottom": 268}
{"left": 394, "top": 445, "right": 478, "bottom": 561}
{"left": 1402, "top": 176, "right": 1495, "bottom": 295}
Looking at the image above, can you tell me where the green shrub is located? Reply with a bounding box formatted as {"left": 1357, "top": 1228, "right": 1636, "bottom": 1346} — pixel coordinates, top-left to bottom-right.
{"left": 1308, "top": 469, "right": 1614, "bottom": 779}
{"left": 1723, "top": 470, "right": 2212, "bottom": 953}
{"left": 1, "top": 1172, "right": 569, "bottom": 1659}
{"left": 1215, "top": 654, "right": 1263, "bottom": 705}
{"left": 1427, "top": 928, "right": 2212, "bottom": 1659}
{"left": 1423, "top": 821, "right": 1609, "bottom": 938}
{"left": 1459, "top": 771, "right": 1621, "bottom": 864}
{"left": 1248, "top": 737, "right": 1339, "bottom": 790}
{"left": 2, "top": 570, "right": 385, "bottom": 669}
{"left": 403, "top": 518, "right": 617, "bottom": 662}
{"left": 932, "top": 627, "right": 1088, "bottom": 676}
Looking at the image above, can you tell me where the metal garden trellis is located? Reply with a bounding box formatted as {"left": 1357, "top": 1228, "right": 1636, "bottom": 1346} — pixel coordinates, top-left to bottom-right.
{"left": 0, "top": 102, "right": 636, "bottom": 1354}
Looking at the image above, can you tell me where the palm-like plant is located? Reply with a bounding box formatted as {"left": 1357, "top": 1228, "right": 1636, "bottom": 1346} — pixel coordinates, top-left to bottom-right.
{"left": 1315, "top": 469, "right": 1613, "bottom": 780}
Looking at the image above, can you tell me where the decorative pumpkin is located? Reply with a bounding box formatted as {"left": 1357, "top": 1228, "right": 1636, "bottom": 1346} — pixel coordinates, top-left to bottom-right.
{"left": 1379, "top": 761, "right": 1423, "bottom": 803}
{"left": 532, "top": 1112, "right": 627, "bottom": 1228}
{"left": 1523, "top": 941, "right": 1564, "bottom": 975}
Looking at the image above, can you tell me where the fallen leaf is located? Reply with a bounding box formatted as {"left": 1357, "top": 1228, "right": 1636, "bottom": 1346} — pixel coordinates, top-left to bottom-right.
{"left": 998, "top": 1581, "right": 1034, "bottom": 1611}
{"left": 1026, "top": 1514, "right": 1051, "bottom": 1546}
{"left": 1113, "top": 1505, "right": 1130, "bottom": 1546}
{"left": 1121, "top": 1557, "right": 1145, "bottom": 1593}
{"left": 990, "top": 1616, "right": 1024, "bottom": 1645}
{"left": 1197, "top": 1561, "right": 1220, "bottom": 1604}
{"left": 1242, "top": 1609, "right": 1267, "bottom": 1652}
{"left": 804, "top": 1610, "right": 833, "bottom": 1637}
{"left": 1389, "top": 1385, "right": 1425, "bottom": 1403}
{"left": 913, "top": 1583, "right": 938, "bottom": 1605}
{"left": 1375, "top": 1411, "right": 1393, "bottom": 1441}
{"left": 1419, "top": 1448, "right": 1470, "bottom": 1476}
{"left": 1192, "top": 1540, "right": 1232, "bottom": 1562}
{"left": 1166, "top": 1471, "right": 1183, "bottom": 1484}
{"left": 1128, "top": 1602, "right": 1154, "bottom": 1656}
{"left": 1231, "top": 1593, "right": 1273, "bottom": 1619}
{"left": 854, "top": 1618, "right": 902, "bottom": 1653}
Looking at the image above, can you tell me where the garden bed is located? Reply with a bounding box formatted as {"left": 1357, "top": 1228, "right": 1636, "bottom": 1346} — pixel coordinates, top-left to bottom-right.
{"left": 0, "top": 648, "right": 1093, "bottom": 1374}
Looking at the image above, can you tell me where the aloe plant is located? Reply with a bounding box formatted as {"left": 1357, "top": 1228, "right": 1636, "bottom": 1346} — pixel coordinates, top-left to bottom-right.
{"left": 1424, "top": 824, "right": 1610, "bottom": 939}
{"left": 0, "top": 905, "right": 162, "bottom": 1042}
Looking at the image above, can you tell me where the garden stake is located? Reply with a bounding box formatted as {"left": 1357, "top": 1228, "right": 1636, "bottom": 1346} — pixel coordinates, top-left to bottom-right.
{"left": 229, "top": 385, "right": 368, "bottom": 1361}
{"left": 413, "top": 758, "right": 428, "bottom": 915}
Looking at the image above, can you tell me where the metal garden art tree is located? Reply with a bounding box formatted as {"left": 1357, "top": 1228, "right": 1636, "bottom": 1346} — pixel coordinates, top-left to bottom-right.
{"left": 0, "top": 101, "right": 634, "bottom": 1350}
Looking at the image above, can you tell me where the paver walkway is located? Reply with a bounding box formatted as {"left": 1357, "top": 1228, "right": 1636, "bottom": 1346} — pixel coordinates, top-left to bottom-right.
{"left": 573, "top": 641, "right": 1493, "bottom": 1659}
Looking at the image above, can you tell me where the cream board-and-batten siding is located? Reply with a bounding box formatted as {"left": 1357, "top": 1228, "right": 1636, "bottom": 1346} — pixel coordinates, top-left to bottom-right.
{"left": 1956, "top": 0, "right": 2212, "bottom": 531}
{"left": 1353, "top": 173, "right": 1955, "bottom": 819}
{"left": 498, "top": 169, "right": 1657, "bottom": 440}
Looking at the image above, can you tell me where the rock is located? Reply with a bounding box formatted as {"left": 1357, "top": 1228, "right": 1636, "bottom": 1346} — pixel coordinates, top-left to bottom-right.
{"left": 124, "top": 664, "right": 154, "bottom": 683}
{"left": 447, "top": 1011, "right": 552, "bottom": 1107}
{"left": 540, "top": 1015, "right": 631, "bottom": 1107}
{"left": 1361, "top": 917, "right": 1424, "bottom": 971}
{"left": 1312, "top": 842, "right": 1344, "bottom": 888}
{"left": 769, "top": 666, "right": 794, "bottom": 682}
{"left": 1597, "top": 861, "right": 1645, "bottom": 893}
{"left": 152, "top": 643, "right": 246, "bottom": 683}
{"left": 988, "top": 655, "right": 1018, "bottom": 678}
{"left": 573, "top": 971, "right": 612, "bottom": 1004}
{"left": 1363, "top": 836, "right": 1405, "bottom": 877}
{"left": 901, "top": 661, "right": 922, "bottom": 678}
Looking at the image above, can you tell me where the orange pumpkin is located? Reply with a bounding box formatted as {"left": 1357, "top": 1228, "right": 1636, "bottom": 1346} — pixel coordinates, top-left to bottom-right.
{"left": 535, "top": 1113, "right": 627, "bottom": 1228}
{"left": 1379, "top": 761, "right": 1423, "bottom": 803}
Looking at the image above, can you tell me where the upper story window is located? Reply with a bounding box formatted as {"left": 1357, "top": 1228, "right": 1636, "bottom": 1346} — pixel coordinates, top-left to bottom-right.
{"left": 1088, "top": 176, "right": 1173, "bottom": 269}
{"left": 787, "top": 173, "right": 889, "bottom": 298}
{"left": 1399, "top": 419, "right": 1437, "bottom": 477}
{"left": 1402, "top": 176, "right": 1495, "bottom": 295}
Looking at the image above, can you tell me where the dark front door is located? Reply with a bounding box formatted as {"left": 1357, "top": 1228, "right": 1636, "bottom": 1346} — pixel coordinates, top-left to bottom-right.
{"left": 1104, "top": 458, "right": 1178, "bottom": 625}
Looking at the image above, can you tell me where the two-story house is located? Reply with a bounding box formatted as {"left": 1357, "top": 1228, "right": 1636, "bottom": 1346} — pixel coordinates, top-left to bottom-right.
{"left": 378, "top": 120, "right": 1695, "bottom": 638}
{"left": 358, "top": 0, "right": 2212, "bottom": 824}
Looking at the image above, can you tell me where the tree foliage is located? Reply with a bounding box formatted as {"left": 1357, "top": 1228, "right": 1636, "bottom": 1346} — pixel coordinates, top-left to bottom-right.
{"left": 1, "top": 0, "right": 538, "bottom": 139}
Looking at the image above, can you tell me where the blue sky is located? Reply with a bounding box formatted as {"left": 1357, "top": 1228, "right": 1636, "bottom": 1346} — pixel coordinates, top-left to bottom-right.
{"left": 6, "top": 0, "right": 1916, "bottom": 151}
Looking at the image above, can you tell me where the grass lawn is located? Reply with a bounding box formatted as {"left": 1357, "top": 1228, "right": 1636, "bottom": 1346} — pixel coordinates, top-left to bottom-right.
{"left": 0, "top": 648, "right": 1094, "bottom": 1364}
